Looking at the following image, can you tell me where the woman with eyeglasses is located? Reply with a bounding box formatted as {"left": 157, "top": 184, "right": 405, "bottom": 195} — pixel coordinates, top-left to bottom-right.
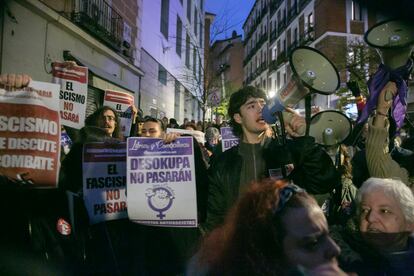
{"left": 189, "top": 179, "right": 348, "bottom": 276}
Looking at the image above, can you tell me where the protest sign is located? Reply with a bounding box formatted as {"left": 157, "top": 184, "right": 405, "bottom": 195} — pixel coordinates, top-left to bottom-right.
{"left": 220, "top": 127, "right": 239, "bottom": 152}
{"left": 166, "top": 128, "right": 205, "bottom": 144}
{"left": 53, "top": 62, "right": 88, "bottom": 129}
{"left": 103, "top": 90, "right": 134, "bottom": 137}
{"left": 127, "top": 136, "right": 198, "bottom": 227}
{"left": 0, "top": 81, "right": 60, "bottom": 187}
{"left": 82, "top": 142, "right": 127, "bottom": 224}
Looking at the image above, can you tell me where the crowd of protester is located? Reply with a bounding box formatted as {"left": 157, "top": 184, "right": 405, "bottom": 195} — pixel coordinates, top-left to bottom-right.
{"left": 1, "top": 70, "right": 414, "bottom": 275}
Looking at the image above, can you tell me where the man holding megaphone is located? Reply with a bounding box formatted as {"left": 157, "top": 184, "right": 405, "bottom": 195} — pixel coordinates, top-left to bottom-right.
{"left": 201, "top": 86, "right": 340, "bottom": 233}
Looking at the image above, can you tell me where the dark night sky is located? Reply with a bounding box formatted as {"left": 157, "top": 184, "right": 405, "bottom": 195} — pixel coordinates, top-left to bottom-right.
{"left": 205, "top": 0, "right": 255, "bottom": 42}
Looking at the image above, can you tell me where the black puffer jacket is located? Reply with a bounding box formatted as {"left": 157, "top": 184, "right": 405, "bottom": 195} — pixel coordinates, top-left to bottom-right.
{"left": 202, "top": 136, "right": 340, "bottom": 232}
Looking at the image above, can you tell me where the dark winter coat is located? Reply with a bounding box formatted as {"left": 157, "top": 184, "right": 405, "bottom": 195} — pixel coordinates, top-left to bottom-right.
{"left": 202, "top": 136, "right": 341, "bottom": 232}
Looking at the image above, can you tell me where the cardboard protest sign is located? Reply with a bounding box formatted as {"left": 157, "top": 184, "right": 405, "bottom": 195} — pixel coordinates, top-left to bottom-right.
{"left": 127, "top": 136, "right": 198, "bottom": 227}
{"left": 0, "top": 81, "right": 60, "bottom": 188}
{"left": 82, "top": 142, "right": 127, "bottom": 224}
{"left": 220, "top": 127, "right": 239, "bottom": 152}
{"left": 53, "top": 62, "right": 88, "bottom": 129}
{"left": 103, "top": 90, "right": 134, "bottom": 137}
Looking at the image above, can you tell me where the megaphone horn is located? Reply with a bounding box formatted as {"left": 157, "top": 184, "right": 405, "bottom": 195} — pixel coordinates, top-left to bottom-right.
{"left": 365, "top": 19, "right": 414, "bottom": 70}
{"left": 262, "top": 46, "right": 340, "bottom": 123}
{"left": 309, "top": 110, "right": 353, "bottom": 146}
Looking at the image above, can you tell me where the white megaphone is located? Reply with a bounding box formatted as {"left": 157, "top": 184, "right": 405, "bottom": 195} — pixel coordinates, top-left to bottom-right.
{"left": 309, "top": 110, "right": 353, "bottom": 146}
{"left": 365, "top": 19, "right": 414, "bottom": 70}
{"left": 262, "top": 46, "right": 340, "bottom": 123}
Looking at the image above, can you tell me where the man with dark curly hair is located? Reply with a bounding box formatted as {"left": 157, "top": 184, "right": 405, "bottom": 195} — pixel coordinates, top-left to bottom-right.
{"left": 202, "top": 86, "right": 340, "bottom": 232}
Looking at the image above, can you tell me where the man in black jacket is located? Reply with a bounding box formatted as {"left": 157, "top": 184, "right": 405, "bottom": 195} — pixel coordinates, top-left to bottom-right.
{"left": 202, "top": 86, "right": 340, "bottom": 232}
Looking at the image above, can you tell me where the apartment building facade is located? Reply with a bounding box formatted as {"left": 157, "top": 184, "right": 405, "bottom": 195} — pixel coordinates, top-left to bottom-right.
{"left": 140, "top": 0, "right": 205, "bottom": 122}
{"left": 0, "top": 0, "right": 144, "bottom": 117}
{"left": 210, "top": 31, "right": 244, "bottom": 99}
{"left": 243, "top": 0, "right": 377, "bottom": 110}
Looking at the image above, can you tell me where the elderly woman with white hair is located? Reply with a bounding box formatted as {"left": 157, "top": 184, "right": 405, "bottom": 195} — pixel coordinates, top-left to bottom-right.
{"left": 333, "top": 177, "right": 414, "bottom": 275}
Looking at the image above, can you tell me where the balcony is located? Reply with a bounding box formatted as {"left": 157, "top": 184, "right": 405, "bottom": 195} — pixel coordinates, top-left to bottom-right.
{"left": 270, "top": 29, "right": 278, "bottom": 44}
{"left": 287, "top": 40, "right": 299, "bottom": 54}
{"left": 71, "top": 0, "right": 123, "bottom": 51}
{"left": 299, "top": 0, "right": 312, "bottom": 10}
{"left": 269, "top": 59, "right": 278, "bottom": 73}
{"left": 278, "top": 18, "right": 287, "bottom": 34}
{"left": 276, "top": 51, "right": 288, "bottom": 67}
{"left": 243, "top": 32, "right": 268, "bottom": 66}
{"left": 270, "top": 0, "right": 283, "bottom": 17}
{"left": 299, "top": 26, "right": 315, "bottom": 46}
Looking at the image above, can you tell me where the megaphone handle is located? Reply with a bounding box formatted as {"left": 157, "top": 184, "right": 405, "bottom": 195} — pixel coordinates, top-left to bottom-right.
{"left": 305, "top": 94, "right": 312, "bottom": 136}
{"left": 277, "top": 111, "right": 287, "bottom": 145}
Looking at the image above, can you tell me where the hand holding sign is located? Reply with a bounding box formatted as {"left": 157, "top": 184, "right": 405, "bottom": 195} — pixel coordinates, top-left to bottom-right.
{"left": 0, "top": 74, "right": 31, "bottom": 88}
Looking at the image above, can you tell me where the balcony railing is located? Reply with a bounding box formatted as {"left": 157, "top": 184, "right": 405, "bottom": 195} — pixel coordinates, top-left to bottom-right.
{"left": 278, "top": 18, "right": 287, "bottom": 34}
{"left": 270, "top": 29, "right": 278, "bottom": 43}
{"left": 287, "top": 3, "right": 298, "bottom": 23}
{"left": 269, "top": 59, "right": 278, "bottom": 73}
{"left": 299, "top": 0, "right": 312, "bottom": 10}
{"left": 276, "top": 51, "right": 288, "bottom": 67}
{"left": 243, "top": 32, "right": 268, "bottom": 65}
{"left": 270, "top": 0, "right": 283, "bottom": 16}
{"left": 299, "top": 26, "right": 315, "bottom": 46}
{"left": 72, "top": 0, "right": 123, "bottom": 51}
{"left": 287, "top": 40, "right": 299, "bottom": 54}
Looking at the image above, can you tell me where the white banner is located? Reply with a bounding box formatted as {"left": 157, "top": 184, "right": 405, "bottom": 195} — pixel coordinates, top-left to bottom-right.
{"left": 53, "top": 62, "right": 88, "bottom": 129}
{"left": 126, "top": 137, "right": 198, "bottom": 227}
{"left": 103, "top": 90, "right": 135, "bottom": 137}
{"left": 82, "top": 143, "right": 128, "bottom": 224}
{"left": 0, "top": 81, "right": 60, "bottom": 188}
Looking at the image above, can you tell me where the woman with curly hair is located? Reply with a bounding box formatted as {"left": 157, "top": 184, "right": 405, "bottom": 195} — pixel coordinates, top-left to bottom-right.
{"left": 190, "top": 179, "right": 345, "bottom": 275}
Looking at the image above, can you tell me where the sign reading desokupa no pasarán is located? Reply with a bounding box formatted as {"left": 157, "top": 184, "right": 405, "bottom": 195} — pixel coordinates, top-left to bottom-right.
{"left": 126, "top": 137, "right": 198, "bottom": 227}
{"left": 82, "top": 142, "right": 128, "bottom": 224}
{"left": 53, "top": 62, "right": 88, "bottom": 129}
{"left": 0, "top": 81, "right": 60, "bottom": 188}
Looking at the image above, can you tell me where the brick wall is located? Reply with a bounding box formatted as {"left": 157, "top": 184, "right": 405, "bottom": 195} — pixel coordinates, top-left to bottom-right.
{"left": 112, "top": 0, "right": 140, "bottom": 54}
{"left": 350, "top": 20, "right": 364, "bottom": 34}
{"left": 314, "top": 0, "right": 346, "bottom": 39}
{"left": 315, "top": 35, "right": 347, "bottom": 82}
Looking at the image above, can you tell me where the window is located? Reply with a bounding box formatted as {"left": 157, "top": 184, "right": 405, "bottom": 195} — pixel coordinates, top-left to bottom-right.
{"left": 308, "top": 12, "right": 314, "bottom": 29}
{"left": 176, "top": 16, "right": 183, "bottom": 57}
{"left": 277, "top": 71, "right": 280, "bottom": 89}
{"left": 193, "top": 48, "right": 197, "bottom": 75}
{"left": 199, "top": 22, "right": 203, "bottom": 45}
{"left": 160, "top": 0, "right": 170, "bottom": 39}
{"left": 185, "top": 33, "right": 190, "bottom": 68}
{"left": 187, "top": 0, "right": 192, "bottom": 23}
{"left": 198, "top": 61, "right": 202, "bottom": 82}
{"left": 194, "top": 7, "right": 198, "bottom": 35}
{"left": 294, "top": 27, "right": 298, "bottom": 43}
{"left": 352, "top": 1, "right": 362, "bottom": 20}
{"left": 158, "top": 64, "right": 167, "bottom": 85}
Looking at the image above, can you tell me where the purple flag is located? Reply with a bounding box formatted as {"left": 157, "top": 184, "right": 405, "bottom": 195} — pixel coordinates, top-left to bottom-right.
{"left": 358, "top": 59, "right": 413, "bottom": 128}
